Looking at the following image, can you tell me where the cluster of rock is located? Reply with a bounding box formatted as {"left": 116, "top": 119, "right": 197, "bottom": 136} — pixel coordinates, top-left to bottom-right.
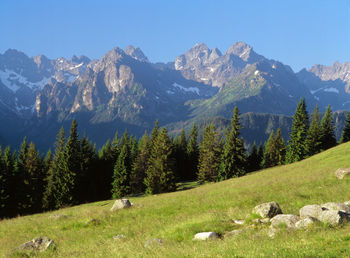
{"left": 194, "top": 200, "right": 350, "bottom": 241}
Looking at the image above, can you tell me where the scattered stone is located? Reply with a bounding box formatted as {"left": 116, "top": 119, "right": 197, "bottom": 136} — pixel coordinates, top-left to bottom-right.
{"left": 270, "top": 214, "right": 300, "bottom": 229}
{"left": 252, "top": 201, "right": 282, "bottom": 218}
{"left": 252, "top": 218, "right": 270, "bottom": 224}
{"left": 113, "top": 234, "right": 126, "bottom": 240}
{"left": 193, "top": 232, "right": 219, "bottom": 241}
{"left": 321, "top": 202, "right": 350, "bottom": 213}
{"left": 224, "top": 229, "right": 244, "bottom": 238}
{"left": 295, "top": 216, "right": 318, "bottom": 229}
{"left": 86, "top": 219, "right": 102, "bottom": 226}
{"left": 49, "top": 214, "right": 68, "bottom": 220}
{"left": 335, "top": 168, "right": 350, "bottom": 179}
{"left": 16, "top": 236, "right": 54, "bottom": 252}
{"left": 318, "top": 210, "right": 350, "bottom": 226}
{"left": 110, "top": 199, "right": 132, "bottom": 211}
{"left": 232, "top": 219, "right": 245, "bottom": 225}
{"left": 144, "top": 238, "right": 163, "bottom": 248}
{"left": 267, "top": 228, "right": 278, "bottom": 238}
{"left": 299, "top": 204, "right": 323, "bottom": 219}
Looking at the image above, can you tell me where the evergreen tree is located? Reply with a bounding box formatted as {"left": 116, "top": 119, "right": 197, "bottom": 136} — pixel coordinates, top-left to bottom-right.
{"left": 286, "top": 98, "right": 309, "bottom": 163}
{"left": 306, "top": 105, "right": 322, "bottom": 156}
{"left": 219, "top": 107, "right": 246, "bottom": 180}
{"left": 0, "top": 147, "right": 8, "bottom": 217}
{"left": 149, "top": 120, "right": 159, "bottom": 149}
{"left": 173, "top": 129, "right": 187, "bottom": 181}
{"left": 197, "top": 124, "right": 221, "bottom": 182}
{"left": 111, "top": 131, "right": 120, "bottom": 162}
{"left": 186, "top": 123, "right": 199, "bottom": 180}
{"left": 145, "top": 127, "right": 176, "bottom": 194}
{"left": 97, "top": 139, "right": 114, "bottom": 199}
{"left": 341, "top": 112, "right": 350, "bottom": 143}
{"left": 320, "top": 105, "right": 337, "bottom": 150}
{"left": 274, "top": 128, "right": 286, "bottom": 165}
{"left": 130, "top": 132, "right": 150, "bottom": 194}
{"left": 111, "top": 144, "right": 131, "bottom": 198}
{"left": 247, "top": 142, "right": 261, "bottom": 172}
{"left": 262, "top": 128, "right": 286, "bottom": 168}
{"left": 262, "top": 130, "right": 275, "bottom": 168}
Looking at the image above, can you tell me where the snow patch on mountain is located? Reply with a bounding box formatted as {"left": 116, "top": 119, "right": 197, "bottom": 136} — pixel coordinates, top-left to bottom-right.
{"left": 172, "top": 82, "right": 200, "bottom": 95}
{"left": 323, "top": 87, "right": 339, "bottom": 93}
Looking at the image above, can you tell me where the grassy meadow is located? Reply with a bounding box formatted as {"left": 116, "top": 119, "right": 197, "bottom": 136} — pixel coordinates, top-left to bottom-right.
{"left": 2, "top": 142, "right": 350, "bottom": 257}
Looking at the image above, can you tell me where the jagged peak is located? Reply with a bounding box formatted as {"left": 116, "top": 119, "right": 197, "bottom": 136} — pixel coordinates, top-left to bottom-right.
{"left": 124, "top": 45, "right": 149, "bottom": 62}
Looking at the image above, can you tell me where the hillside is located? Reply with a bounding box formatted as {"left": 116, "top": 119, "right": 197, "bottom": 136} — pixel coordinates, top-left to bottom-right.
{"left": 2, "top": 143, "right": 350, "bottom": 256}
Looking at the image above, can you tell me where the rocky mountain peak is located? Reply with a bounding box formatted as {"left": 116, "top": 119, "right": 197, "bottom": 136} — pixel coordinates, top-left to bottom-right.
{"left": 124, "top": 45, "right": 149, "bottom": 62}
{"left": 71, "top": 55, "right": 91, "bottom": 64}
{"left": 33, "top": 54, "right": 51, "bottom": 71}
{"left": 226, "top": 41, "right": 262, "bottom": 63}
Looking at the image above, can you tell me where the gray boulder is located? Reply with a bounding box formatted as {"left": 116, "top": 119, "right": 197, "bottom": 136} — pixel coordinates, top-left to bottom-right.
{"left": 252, "top": 202, "right": 282, "bottom": 218}
{"left": 193, "top": 232, "right": 219, "bottom": 240}
{"left": 295, "top": 216, "right": 318, "bottom": 229}
{"left": 252, "top": 218, "right": 270, "bottom": 224}
{"left": 16, "top": 236, "right": 54, "bottom": 252}
{"left": 335, "top": 168, "right": 350, "bottom": 179}
{"left": 299, "top": 204, "right": 323, "bottom": 219}
{"left": 321, "top": 202, "right": 350, "bottom": 213}
{"left": 110, "top": 199, "right": 131, "bottom": 211}
{"left": 270, "top": 214, "right": 300, "bottom": 229}
{"left": 318, "top": 210, "right": 350, "bottom": 226}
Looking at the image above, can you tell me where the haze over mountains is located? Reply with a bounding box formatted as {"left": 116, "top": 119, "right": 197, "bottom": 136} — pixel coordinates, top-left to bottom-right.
{"left": 0, "top": 42, "right": 349, "bottom": 150}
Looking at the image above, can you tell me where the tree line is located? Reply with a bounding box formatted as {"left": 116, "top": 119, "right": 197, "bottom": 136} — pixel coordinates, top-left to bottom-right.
{"left": 1, "top": 99, "right": 350, "bottom": 218}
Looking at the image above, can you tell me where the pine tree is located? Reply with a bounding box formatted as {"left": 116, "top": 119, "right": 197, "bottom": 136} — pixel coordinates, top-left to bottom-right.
{"left": 186, "top": 123, "right": 199, "bottom": 180}
{"left": 97, "top": 139, "right": 114, "bottom": 199}
{"left": 262, "top": 130, "right": 275, "bottom": 168}
{"left": 341, "top": 112, "right": 350, "bottom": 143}
{"left": 247, "top": 142, "right": 261, "bottom": 172}
{"left": 149, "top": 120, "right": 159, "bottom": 149}
{"left": 0, "top": 147, "right": 8, "bottom": 217}
{"left": 306, "top": 105, "right": 322, "bottom": 156}
{"left": 286, "top": 98, "right": 309, "bottom": 163}
{"left": 274, "top": 128, "right": 286, "bottom": 165}
{"left": 262, "top": 128, "right": 286, "bottom": 168}
{"left": 320, "top": 105, "right": 337, "bottom": 150}
{"left": 111, "top": 131, "right": 120, "bottom": 163}
{"left": 219, "top": 107, "right": 246, "bottom": 180}
{"left": 173, "top": 129, "right": 187, "bottom": 181}
{"left": 111, "top": 144, "right": 131, "bottom": 198}
{"left": 145, "top": 127, "right": 176, "bottom": 194}
{"left": 130, "top": 132, "right": 150, "bottom": 194}
{"left": 197, "top": 124, "right": 221, "bottom": 182}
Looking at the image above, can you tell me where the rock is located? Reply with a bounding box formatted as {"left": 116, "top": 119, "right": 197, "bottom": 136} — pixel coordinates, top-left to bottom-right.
{"left": 335, "top": 168, "right": 350, "bottom": 179}
{"left": 318, "top": 210, "right": 350, "bottom": 226}
{"left": 144, "top": 238, "right": 163, "bottom": 248}
{"left": 295, "top": 216, "right": 318, "bottom": 229}
{"left": 232, "top": 219, "right": 245, "bottom": 225}
{"left": 252, "top": 218, "right": 270, "bottom": 224}
{"left": 16, "top": 236, "right": 54, "bottom": 252}
{"left": 110, "top": 199, "right": 131, "bottom": 211}
{"left": 113, "top": 234, "right": 126, "bottom": 240}
{"left": 321, "top": 202, "right": 350, "bottom": 213}
{"left": 86, "top": 219, "right": 102, "bottom": 226}
{"left": 299, "top": 204, "right": 323, "bottom": 219}
{"left": 193, "top": 232, "right": 219, "bottom": 241}
{"left": 49, "top": 214, "right": 68, "bottom": 220}
{"left": 252, "top": 201, "right": 282, "bottom": 218}
{"left": 267, "top": 228, "right": 278, "bottom": 238}
{"left": 270, "top": 214, "right": 300, "bottom": 229}
{"left": 224, "top": 229, "right": 243, "bottom": 238}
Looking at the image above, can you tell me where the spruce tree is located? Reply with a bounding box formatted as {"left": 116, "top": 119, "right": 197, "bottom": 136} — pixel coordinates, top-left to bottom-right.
{"left": 274, "top": 128, "right": 286, "bottom": 165}
{"left": 130, "top": 132, "right": 150, "bottom": 194}
{"left": 0, "top": 147, "right": 8, "bottom": 218}
{"left": 247, "top": 142, "right": 261, "bottom": 172}
{"left": 320, "top": 105, "right": 337, "bottom": 150}
{"left": 341, "top": 112, "right": 350, "bottom": 143}
{"left": 197, "top": 124, "right": 221, "bottom": 182}
{"left": 145, "top": 127, "right": 176, "bottom": 194}
{"left": 219, "top": 107, "right": 246, "bottom": 180}
{"left": 111, "top": 144, "right": 131, "bottom": 198}
{"left": 173, "top": 129, "right": 187, "bottom": 181}
{"left": 286, "top": 98, "right": 309, "bottom": 163}
{"left": 306, "top": 105, "right": 322, "bottom": 156}
{"left": 111, "top": 131, "right": 120, "bottom": 163}
{"left": 262, "top": 130, "right": 275, "bottom": 168}
{"left": 97, "top": 139, "right": 114, "bottom": 199}
{"left": 186, "top": 123, "right": 199, "bottom": 180}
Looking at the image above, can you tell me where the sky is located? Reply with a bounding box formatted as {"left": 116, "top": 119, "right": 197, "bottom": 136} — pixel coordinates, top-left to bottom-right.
{"left": 0, "top": 0, "right": 349, "bottom": 72}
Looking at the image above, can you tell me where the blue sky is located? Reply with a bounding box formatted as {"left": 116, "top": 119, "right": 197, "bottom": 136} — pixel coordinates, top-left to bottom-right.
{"left": 1, "top": 0, "right": 349, "bottom": 71}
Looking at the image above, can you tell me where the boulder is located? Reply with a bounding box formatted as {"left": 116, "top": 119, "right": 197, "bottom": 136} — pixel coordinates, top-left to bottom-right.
{"left": 335, "top": 168, "right": 350, "bottom": 179}
{"left": 318, "top": 210, "right": 350, "bottom": 226}
{"left": 232, "top": 219, "right": 245, "bottom": 225}
{"left": 252, "top": 218, "right": 270, "bottom": 224}
{"left": 16, "top": 236, "right": 54, "bottom": 252}
{"left": 193, "top": 232, "right": 219, "bottom": 240}
{"left": 267, "top": 228, "right": 278, "bottom": 238}
{"left": 321, "top": 202, "right": 350, "bottom": 213}
{"left": 344, "top": 201, "right": 350, "bottom": 207}
{"left": 144, "top": 238, "right": 163, "bottom": 248}
{"left": 270, "top": 214, "right": 300, "bottom": 229}
{"left": 110, "top": 199, "right": 131, "bottom": 211}
{"left": 295, "top": 216, "right": 318, "bottom": 229}
{"left": 299, "top": 204, "right": 323, "bottom": 219}
{"left": 252, "top": 202, "right": 282, "bottom": 218}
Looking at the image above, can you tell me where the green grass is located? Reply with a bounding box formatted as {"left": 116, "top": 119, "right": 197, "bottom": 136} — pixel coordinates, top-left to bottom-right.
{"left": 2, "top": 143, "right": 350, "bottom": 257}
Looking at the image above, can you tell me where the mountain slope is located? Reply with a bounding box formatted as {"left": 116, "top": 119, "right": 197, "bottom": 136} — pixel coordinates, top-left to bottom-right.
{"left": 1, "top": 143, "right": 350, "bottom": 256}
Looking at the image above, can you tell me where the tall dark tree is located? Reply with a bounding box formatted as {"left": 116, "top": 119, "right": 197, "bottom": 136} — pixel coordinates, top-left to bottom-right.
{"left": 0, "top": 147, "right": 9, "bottom": 217}
{"left": 247, "top": 142, "right": 262, "bottom": 172}
{"left": 186, "top": 123, "right": 199, "bottom": 180}
{"left": 130, "top": 132, "right": 150, "bottom": 194}
{"left": 341, "top": 112, "right": 350, "bottom": 143}
{"left": 286, "top": 98, "right": 309, "bottom": 163}
{"left": 173, "top": 129, "right": 187, "bottom": 181}
{"left": 219, "top": 107, "right": 246, "bottom": 180}
{"left": 197, "top": 124, "right": 221, "bottom": 182}
{"left": 111, "top": 144, "right": 131, "bottom": 198}
{"left": 320, "top": 105, "right": 337, "bottom": 150}
{"left": 306, "top": 105, "right": 322, "bottom": 156}
{"left": 97, "top": 139, "right": 114, "bottom": 200}
{"left": 145, "top": 127, "right": 176, "bottom": 194}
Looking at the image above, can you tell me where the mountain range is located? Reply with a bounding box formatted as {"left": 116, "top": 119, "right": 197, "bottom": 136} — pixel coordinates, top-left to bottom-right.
{"left": 0, "top": 42, "right": 349, "bottom": 150}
